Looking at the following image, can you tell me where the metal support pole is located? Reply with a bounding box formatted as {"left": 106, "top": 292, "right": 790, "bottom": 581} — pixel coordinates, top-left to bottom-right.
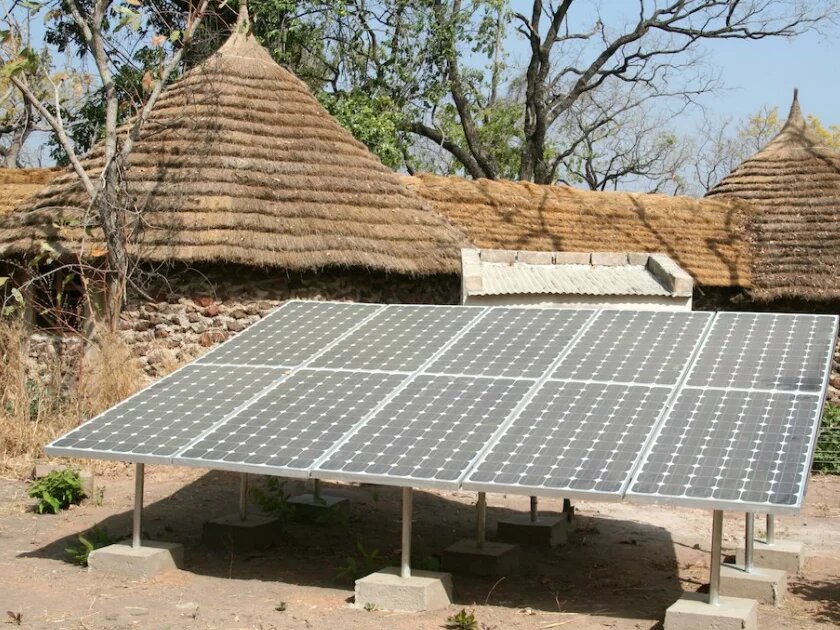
{"left": 401, "top": 487, "right": 413, "bottom": 578}
{"left": 530, "top": 495, "right": 538, "bottom": 523}
{"left": 709, "top": 509, "right": 724, "bottom": 606}
{"left": 744, "top": 513, "right": 755, "bottom": 573}
{"left": 132, "top": 463, "right": 144, "bottom": 548}
{"left": 313, "top": 478, "right": 321, "bottom": 501}
{"left": 476, "top": 492, "right": 487, "bottom": 549}
{"left": 239, "top": 473, "right": 249, "bottom": 521}
{"left": 766, "top": 514, "right": 775, "bottom": 545}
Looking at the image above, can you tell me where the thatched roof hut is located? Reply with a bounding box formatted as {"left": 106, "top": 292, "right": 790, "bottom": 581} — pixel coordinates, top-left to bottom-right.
{"left": 405, "top": 174, "right": 754, "bottom": 290}
{"left": 0, "top": 168, "right": 59, "bottom": 217}
{"left": 0, "top": 25, "right": 465, "bottom": 275}
{"left": 707, "top": 90, "right": 840, "bottom": 301}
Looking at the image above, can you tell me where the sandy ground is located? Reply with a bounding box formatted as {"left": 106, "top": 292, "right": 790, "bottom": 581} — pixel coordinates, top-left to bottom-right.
{"left": 1, "top": 466, "right": 838, "bottom": 629}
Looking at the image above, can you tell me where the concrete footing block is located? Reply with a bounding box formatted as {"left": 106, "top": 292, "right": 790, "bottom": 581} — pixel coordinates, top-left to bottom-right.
{"left": 354, "top": 567, "right": 453, "bottom": 612}
{"left": 442, "top": 539, "right": 520, "bottom": 576}
{"left": 664, "top": 592, "right": 758, "bottom": 630}
{"left": 720, "top": 564, "right": 787, "bottom": 606}
{"left": 202, "top": 513, "right": 281, "bottom": 552}
{"left": 497, "top": 514, "right": 568, "bottom": 547}
{"left": 736, "top": 540, "right": 804, "bottom": 574}
{"left": 288, "top": 493, "right": 351, "bottom": 523}
{"left": 88, "top": 541, "right": 184, "bottom": 578}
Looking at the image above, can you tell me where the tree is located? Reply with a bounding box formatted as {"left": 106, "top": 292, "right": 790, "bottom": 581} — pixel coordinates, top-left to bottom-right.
{"left": 2, "top": 0, "right": 213, "bottom": 330}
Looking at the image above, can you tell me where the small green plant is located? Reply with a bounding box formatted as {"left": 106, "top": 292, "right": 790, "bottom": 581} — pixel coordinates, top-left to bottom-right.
{"left": 446, "top": 609, "right": 479, "bottom": 630}
{"left": 814, "top": 403, "right": 840, "bottom": 473}
{"left": 274, "top": 602, "right": 287, "bottom": 612}
{"left": 94, "top": 486, "right": 106, "bottom": 506}
{"left": 28, "top": 469, "right": 87, "bottom": 514}
{"left": 363, "top": 602, "right": 377, "bottom": 612}
{"left": 413, "top": 553, "right": 441, "bottom": 572}
{"left": 252, "top": 477, "right": 295, "bottom": 523}
{"left": 66, "top": 526, "right": 112, "bottom": 566}
{"left": 336, "top": 542, "right": 383, "bottom": 581}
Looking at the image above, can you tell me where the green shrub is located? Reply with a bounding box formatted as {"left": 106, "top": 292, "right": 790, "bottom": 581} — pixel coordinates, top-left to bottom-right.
{"left": 814, "top": 403, "right": 840, "bottom": 473}
{"left": 446, "top": 609, "right": 479, "bottom": 630}
{"left": 66, "top": 526, "right": 112, "bottom": 566}
{"left": 28, "top": 469, "right": 86, "bottom": 514}
{"left": 336, "top": 542, "right": 383, "bottom": 582}
{"left": 252, "top": 477, "right": 295, "bottom": 523}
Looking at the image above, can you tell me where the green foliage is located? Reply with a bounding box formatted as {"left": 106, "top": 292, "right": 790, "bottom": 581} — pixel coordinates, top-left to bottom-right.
{"left": 66, "top": 526, "right": 112, "bottom": 566}
{"left": 335, "top": 541, "right": 383, "bottom": 582}
{"left": 446, "top": 609, "right": 479, "bottom": 630}
{"left": 28, "top": 469, "right": 86, "bottom": 514}
{"left": 318, "top": 90, "right": 406, "bottom": 170}
{"left": 412, "top": 553, "right": 441, "bottom": 572}
{"left": 814, "top": 403, "right": 840, "bottom": 474}
{"left": 252, "top": 477, "right": 295, "bottom": 522}
{"left": 362, "top": 602, "right": 377, "bottom": 612}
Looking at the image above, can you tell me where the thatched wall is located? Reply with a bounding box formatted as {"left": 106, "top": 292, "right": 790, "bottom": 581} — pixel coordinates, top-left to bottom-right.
{"left": 405, "top": 174, "right": 754, "bottom": 290}
{"left": 0, "top": 169, "right": 59, "bottom": 217}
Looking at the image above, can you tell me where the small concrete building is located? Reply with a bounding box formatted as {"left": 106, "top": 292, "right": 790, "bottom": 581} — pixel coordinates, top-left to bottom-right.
{"left": 460, "top": 248, "right": 693, "bottom": 310}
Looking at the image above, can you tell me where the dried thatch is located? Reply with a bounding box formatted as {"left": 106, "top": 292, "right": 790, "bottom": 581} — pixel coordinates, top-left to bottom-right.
{"left": 707, "top": 90, "right": 840, "bottom": 301}
{"left": 405, "top": 173, "right": 754, "bottom": 289}
{"left": 0, "top": 169, "right": 59, "bottom": 217}
{"left": 0, "top": 30, "right": 465, "bottom": 275}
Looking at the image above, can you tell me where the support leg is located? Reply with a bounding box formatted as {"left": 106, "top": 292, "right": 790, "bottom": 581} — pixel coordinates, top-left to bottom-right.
{"left": 132, "top": 463, "right": 144, "bottom": 548}
{"left": 766, "top": 514, "right": 775, "bottom": 545}
{"left": 744, "top": 513, "right": 754, "bottom": 573}
{"left": 401, "top": 487, "right": 413, "bottom": 579}
{"left": 476, "top": 492, "right": 486, "bottom": 549}
{"left": 529, "top": 495, "right": 538, "bottom": 523}
{"left": 709, "top": 509, "right": 723, "bottom": 606}
{"left": 313, "top": 478, "right": 321, "bottom": 502}
{"left": 239, "top": 473, "right": 249, "bottom": 521}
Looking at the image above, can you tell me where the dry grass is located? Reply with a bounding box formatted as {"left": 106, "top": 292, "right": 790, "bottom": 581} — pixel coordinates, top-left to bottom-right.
{"left": 0, "top": 321, "right": 144, "bottom": 476}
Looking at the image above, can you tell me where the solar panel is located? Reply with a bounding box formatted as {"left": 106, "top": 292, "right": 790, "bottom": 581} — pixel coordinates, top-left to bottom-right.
{"left": 48, "top": 365, "right": 285, "bottom": 463}
{"left": 175, "top": 370, "right": 405, "bottom": 475}
{"left": 627, "top": 388, "right": 824, "bottom": 511}
{"left": 43, "top": 300, "right": 838, "bottom": 516}
{"left": 309, "top": 305, "right": 481, "bottom": 372}
{"left": 313, "top": 375, "right": 533, "bottom": 488}
{"left": 464, "top": 382, "right": 671, "bottom": 498}
{"left": 551, "top": 310, "right": 711, "bottom": 385}
{"left": 685, "top": 313, "right": 836, "bottom": 392}
{"left": 426, "top": 308, "right": 593, "bottom": 379}
{"left": 197, "top": 301, "right": 382, "bottom": 367}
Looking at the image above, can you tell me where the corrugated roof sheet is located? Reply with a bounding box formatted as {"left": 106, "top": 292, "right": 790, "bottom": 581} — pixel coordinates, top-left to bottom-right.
{"left": 473, "top": 263, "right": 672, "bottom": 297}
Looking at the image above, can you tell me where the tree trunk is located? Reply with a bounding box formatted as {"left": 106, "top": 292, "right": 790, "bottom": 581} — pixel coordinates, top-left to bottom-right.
{"left": 96, "top": 159, "right": 130, "bottom": 332}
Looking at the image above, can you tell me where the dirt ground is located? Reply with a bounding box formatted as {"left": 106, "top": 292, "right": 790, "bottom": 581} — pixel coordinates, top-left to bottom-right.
{"left": 1, "top": 466, "right": 838, "bottom": 630}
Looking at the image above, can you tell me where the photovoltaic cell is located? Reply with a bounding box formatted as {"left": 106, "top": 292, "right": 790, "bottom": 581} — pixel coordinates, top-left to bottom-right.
{"left": 686, "top": 313, "right": 836, "bottom": 392}
{"left": 551, "top": 310, "right": 711, "bottom": 385}
{"left": 465, "top": 382, "right": 671, "bottom": 495}
{"left": 314, "top": 375, "right": 532, "bottom": 485}
{"left": 628, "top": 387, "right": 822, "bottom": 508}
{"left": 196, "top": 301, "right": 382, "bottom": 367}
{"left": 175, "top": 370, "right": 404, "bottom": 473}
{"left": 426, "top": 308, "right": 594, "bottom": 379}
{"left": 310, "top": 305, "right": 480, "bottom": 372}
{"left": 49, "top": 365, "right": 283, "bottom": 460}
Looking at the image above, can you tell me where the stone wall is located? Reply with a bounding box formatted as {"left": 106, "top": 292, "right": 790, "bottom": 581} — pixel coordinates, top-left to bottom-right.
{"left": 117, "top": 265, "right": 459, "bottom": 377}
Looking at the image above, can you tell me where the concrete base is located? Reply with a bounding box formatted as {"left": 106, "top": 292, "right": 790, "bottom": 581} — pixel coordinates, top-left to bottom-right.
{"left": 88, "top": 541, "right": 184, "bottom": 578}
{"left": 496, "top": 514, "right": 568, "bottom": 547}
{"left": 287, "top": 493, "right": 351, "bottom": 523}
{"left": 33, "top": 462, "right": 95, "bottom": 497}
{"left": 720, "top": 563, "right": 787, "bottom": 606}
{"left": 736, "top": 540, "right": 804, "bottom": 574}
{"left": 664, "top": 592, "right": 758, "bottom": 630}
{"left": 354, "top": 567, "right": 453, "bottom": 612}
{"left": 442, "top": 539, "right": 520, "bottom": 576}
{"left": 202, "top": 513, "right": 281, "bottom": 552}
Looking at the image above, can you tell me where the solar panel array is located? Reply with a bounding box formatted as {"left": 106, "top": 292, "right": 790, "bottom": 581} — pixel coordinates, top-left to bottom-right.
{"left": 46, "top": 301, "right": 838, "bottom": 514}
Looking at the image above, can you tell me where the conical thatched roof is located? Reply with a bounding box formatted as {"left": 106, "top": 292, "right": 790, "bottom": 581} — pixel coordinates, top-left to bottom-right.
{"left": 0, "top": 27, "right": 465, "bottom": 275}
{"left": 406, "top": 174, "right": 754, "bottom": 289}
{"left": 707, "top": 90, "right": 840, "bottom": 301}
